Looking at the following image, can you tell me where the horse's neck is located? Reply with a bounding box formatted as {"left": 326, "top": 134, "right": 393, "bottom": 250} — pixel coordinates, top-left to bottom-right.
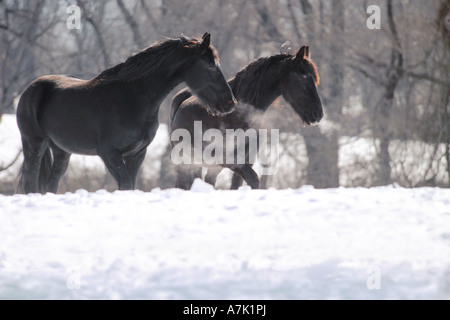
{"left": 229, "top": 64, "right": 282, "bottom": 114}
{"left": 140, "top": 69, "right": 183, "bottom": 109}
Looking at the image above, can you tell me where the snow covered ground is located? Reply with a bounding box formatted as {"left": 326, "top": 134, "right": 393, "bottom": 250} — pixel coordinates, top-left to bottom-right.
{"left": 1, "top": 183, "right": 450, "bottom": 300}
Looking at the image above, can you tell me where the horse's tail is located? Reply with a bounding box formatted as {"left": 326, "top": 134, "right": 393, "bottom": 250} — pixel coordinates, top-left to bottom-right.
{"left": 16, "top": 77, "right": 54, "bottom": 194}
{"left": 169, "top": 88, "right": 193, "bottom": 132}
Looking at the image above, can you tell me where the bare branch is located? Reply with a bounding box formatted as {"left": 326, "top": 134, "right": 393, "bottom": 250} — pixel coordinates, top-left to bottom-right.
{"left": 348, "top": 64, "right": 385, "bottom": 85}
{"left": 116, "top": 0, "right": 145, "bottom": 49}
{"left": 77, "top": 0, "right": 111, "bottom": 66}
{"left": 0, "top": 150, "right": 22, "bottom": 172}
{"left": 139, "top": 0, "right": 159, "bottom": 33}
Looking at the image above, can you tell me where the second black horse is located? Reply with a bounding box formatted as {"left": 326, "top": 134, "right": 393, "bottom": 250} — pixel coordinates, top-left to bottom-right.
{"left": 170, "top": 46, "right": 323, "bottom": 190}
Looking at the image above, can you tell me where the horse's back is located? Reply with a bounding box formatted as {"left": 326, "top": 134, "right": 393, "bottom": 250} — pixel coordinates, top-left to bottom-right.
{"left": 170, "top": 89, "right": 193, "bottom": 126}
{"left": 18, "top": 75, "right": 87, "bottom": 111}
{"left": 22, "top": 75, "right": 86, "bottom": 94}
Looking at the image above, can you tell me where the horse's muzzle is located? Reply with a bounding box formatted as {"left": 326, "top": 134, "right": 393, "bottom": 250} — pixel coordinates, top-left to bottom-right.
{"left": 219, "top": 98, "right": 237, "bottom": 115}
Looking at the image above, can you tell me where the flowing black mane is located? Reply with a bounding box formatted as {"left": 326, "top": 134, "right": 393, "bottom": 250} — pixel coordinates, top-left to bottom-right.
{"left": 229, "top": 53, "right": 320, "bottom": 107}
{"left": 91, "top": 37, "right": 207, "bottom": 85}
{"left": 229, "top": 55, "right": 289, "bottom": 105}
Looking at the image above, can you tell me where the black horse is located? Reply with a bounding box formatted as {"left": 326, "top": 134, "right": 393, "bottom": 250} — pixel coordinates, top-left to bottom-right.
{"left": 170, "top": 46, "right": 323, "bottom": 190}
{"left": 17, "top": 33, "right": 236, "bottom": 194}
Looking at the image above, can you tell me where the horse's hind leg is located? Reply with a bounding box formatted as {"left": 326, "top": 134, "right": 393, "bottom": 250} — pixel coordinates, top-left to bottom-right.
{"left": 204, "top": 167, "right": 222, "bottom": 187}
{"left": 231, "top": 165, "right": 260, "bottom": 190}
{"left": 47, "top": 143, "right": 71, "bottom": 194}
{"left": 20, "top": 137, "right": 49, "bottom": 194}
{"left": 175, "top": 165, "right": 202, "bottom": 190}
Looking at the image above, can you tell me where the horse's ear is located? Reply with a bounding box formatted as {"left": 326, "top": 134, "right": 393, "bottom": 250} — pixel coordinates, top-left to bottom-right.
{"left": 294, "top": 46, "right": 307, "bottom": 63}
{"left": 305, "top": 46, "right": 311, "bottom": 59}
{"left": 200, "top": 33, "right": 211, "bottom": 54}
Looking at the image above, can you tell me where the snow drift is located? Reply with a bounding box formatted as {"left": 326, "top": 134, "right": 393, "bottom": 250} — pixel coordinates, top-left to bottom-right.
{"left": 0, "top": 184, "right": 449, "bottom": 300}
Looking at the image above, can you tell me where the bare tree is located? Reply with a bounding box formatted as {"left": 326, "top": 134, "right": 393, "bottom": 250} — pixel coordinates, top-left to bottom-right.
{"left": 1, "top": 0, "right": 449, "bottom": 193}
{"left": 376, "top": 0, "right": 404, "bottom": 185}
{"left": 0, "top": 0, "right": 48, "bottom": 117}
{"left": 437, "top": 0, "right": 450, "bottom": 185}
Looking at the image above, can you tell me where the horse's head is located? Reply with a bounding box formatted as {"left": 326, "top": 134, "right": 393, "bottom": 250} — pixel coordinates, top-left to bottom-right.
{"left": 280, "top": 46, "right": 323, "bottom": 126}
{"left": 183, "top": 33, "right": 236, "bottom": 115}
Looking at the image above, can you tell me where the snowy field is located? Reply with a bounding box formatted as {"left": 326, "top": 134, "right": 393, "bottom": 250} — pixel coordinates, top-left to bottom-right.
{"left": 1, "top": 183, "right": 450, "bottom": 300}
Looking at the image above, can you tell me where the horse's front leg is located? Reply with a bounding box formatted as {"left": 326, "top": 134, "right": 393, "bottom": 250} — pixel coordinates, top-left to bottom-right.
{"left": 230, "top": 173, "right": 245, "bottom": 190}
{"left": 204, "top": 167, "right": 222, "bottom": 187}
{"left": 98, "top": 148, "right": 133, "bottom": 191}
{"left": 231, "top": 164, "right": 260, "bottom": 190}
{"left": 124, "top": 148, "right": 147, "bottom": 190}
{"left": 175, "top": 165, "right": 202, "bottom": 190}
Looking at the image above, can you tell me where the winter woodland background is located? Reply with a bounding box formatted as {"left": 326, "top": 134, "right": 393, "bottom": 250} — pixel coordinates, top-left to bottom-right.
{"left": 0, "top": 0, "right": 449, "bottom": 194}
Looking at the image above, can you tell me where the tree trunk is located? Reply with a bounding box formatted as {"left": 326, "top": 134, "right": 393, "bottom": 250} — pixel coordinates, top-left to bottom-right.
{"left": 303, "top": 0, "right": 343, "bottom": 189}
{"left": 438, "top": 0, "right": 450, "bottom": 51}
{"left": 438, "top": 0, "right": 450, "bottom": 186}
{"left": 374, "top": 0, "right": 404, "bottom": 186}
{"left": 303, "top": 127, "right": 340, "bottom": 188}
